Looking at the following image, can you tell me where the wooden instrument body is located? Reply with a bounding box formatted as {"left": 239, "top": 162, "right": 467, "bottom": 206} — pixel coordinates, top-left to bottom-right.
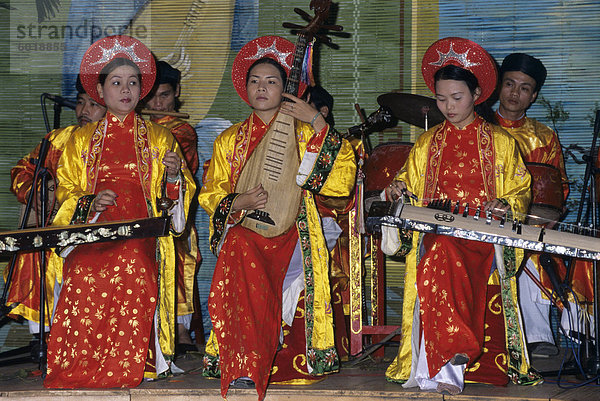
{"left": 235, "top": 112, "right": 303, "bottom": 237}
{"left": 367, "top": 201, "right": 600, "bottom": 260}
{"left": 232, "top": 0, "right": 339, "bottom": 238}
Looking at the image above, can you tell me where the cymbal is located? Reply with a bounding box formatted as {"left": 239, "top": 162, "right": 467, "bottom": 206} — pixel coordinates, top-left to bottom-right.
{"left": 377, "top": 92, "right": 445, "bottom": 129}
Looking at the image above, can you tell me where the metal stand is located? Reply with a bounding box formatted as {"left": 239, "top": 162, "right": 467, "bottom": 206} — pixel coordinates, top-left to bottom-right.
{"left": 0, "top": 93, "right": 74, "bottom": 369}
{"left": 0, "top": 137, "right": 51, "bottom": 371}
{"left": 572, "top": 110, "right": 600, "bottom": 380}
{"left": 0, "top": 95, "right": 62, "bottom": 370}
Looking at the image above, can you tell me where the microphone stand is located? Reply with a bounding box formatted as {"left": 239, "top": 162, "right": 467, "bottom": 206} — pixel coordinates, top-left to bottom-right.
{"left": 573, "top": 110, "right": 600, "bottom": 380}
{"left": 0, "top": 93, "right": 59, "bottom": 370}
{"left": 0, "top": 137, "right": 51, "bottom": 371}
{"left": 53, "top": 102, "right": 62, "bottom": 130}
{"left": 40, "top": 93, "right": 52, "bottom": 133}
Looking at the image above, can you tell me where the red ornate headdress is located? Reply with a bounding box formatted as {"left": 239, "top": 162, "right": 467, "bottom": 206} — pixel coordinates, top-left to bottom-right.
{"left": 79, "top": 35, "right": 156, "bottom": 105}
{"left": 231, "top": 35, "right": 307, "bottom": 105}
{"left": 421, "top": 37, "right": 497, "bottom": 104}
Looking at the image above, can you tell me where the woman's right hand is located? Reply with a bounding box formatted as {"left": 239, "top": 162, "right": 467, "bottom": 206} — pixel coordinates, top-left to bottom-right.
{"left": 92, "top": 189, "right": 118, "bottom": 212}
{"left": 232, "top": 184, "right": 268, "bottom": 213}
{"left": 385, "top": 180, "right": 412, "bottom": 201}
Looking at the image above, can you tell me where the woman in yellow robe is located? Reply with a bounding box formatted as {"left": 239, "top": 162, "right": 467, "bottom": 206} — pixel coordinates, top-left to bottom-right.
{"left": 43, "top": 35, "right": 196, "bottom": 388}
{"left": 384, "top": 37, "right": 541, "bottom": 394}
{"left": 199, "top": 36, "right": 356, "bottom": 400}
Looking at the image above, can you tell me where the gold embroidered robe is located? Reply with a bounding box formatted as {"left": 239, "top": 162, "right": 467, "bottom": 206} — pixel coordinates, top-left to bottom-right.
{"left": 44, "top": 112, "right": 195, "bottom": 386}
{"left": 385, "top": 117, "right": 541, "bottom": 386}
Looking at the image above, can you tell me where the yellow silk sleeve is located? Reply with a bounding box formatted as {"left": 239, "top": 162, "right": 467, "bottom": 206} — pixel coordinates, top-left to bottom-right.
{"left": 197, "top": 124, "right": 239, "bottom": 221}
{"left": 319, "top": 138, "right": 357, "bottom": 198}
{"left": 394, "top": 130, "right": 432, "bottom": 205}
{"left": 53, "top": 124, "right": 97, "bottom": 226}
{"left": 493, "top": 128, "right": 532, "bottom": 216}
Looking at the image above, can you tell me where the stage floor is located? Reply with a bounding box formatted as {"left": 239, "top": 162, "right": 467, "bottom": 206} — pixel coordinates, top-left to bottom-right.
{"left": 1, "top": 346, "right": 599, "bottom": 400}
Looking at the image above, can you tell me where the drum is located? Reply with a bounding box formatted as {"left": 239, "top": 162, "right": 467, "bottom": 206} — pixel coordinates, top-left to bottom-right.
{"left": 525, "top": 162, "right": 564, "bottom": 225}
{"left": 364, "top": 142, "right": 413, "bottom": 193}
{"left": 363, "top": 142, "right": 413, "bottom": 215}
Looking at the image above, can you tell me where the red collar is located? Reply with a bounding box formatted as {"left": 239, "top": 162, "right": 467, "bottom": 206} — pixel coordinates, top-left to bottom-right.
{"left": 495, "top": 111, "right": 526, "bottom": 129}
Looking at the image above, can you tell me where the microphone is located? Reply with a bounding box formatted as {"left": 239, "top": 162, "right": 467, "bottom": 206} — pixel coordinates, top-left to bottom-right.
{"left": 43, "top": 93, "right": 76, "bottom": 110}
{"left": 539, "top": 252, "right": 570, "bottom": 311}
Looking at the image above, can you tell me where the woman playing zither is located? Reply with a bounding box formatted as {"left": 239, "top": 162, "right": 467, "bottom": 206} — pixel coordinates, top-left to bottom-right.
{"left": 43, "top": 35, "right": 196, "bottom": 388}
{"left": 383, "top": 37, "right": 541, "bottom": 394}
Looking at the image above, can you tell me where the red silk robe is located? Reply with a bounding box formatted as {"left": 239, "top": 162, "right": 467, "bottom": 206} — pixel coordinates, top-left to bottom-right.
{"left": 386, "top": 116, "right": 540, "bottom": 387}
{"left": 44, "top": 112, "right": 195, "bottom": 388}
{"left": 418, "top": 119, "right": 497, "bottom": 376}
{"left": 200, "top": 111, "right": 356, "bottom": 400}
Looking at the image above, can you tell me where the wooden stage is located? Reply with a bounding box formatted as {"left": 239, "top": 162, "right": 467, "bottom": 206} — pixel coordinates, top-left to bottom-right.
{"left": 1, "top": 346, "right": 600, "bottom": 400}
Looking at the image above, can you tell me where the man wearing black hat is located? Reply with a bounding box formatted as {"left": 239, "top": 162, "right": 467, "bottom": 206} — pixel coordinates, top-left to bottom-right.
{"left": 495, "top": 53, "right": 583, "bottom": 358}
{"left": 6, "top": 76, "right": 106, "bottom": 339}
{"left": 145, "top": 60, "right": 202, "bottom": 354}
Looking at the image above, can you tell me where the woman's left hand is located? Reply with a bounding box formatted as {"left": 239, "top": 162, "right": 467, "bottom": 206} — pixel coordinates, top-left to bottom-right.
{"left": 280, "top": 93, "right": 326, "bottom": 132}
{"left": 162, "top": 150, "right": 182, "bottom": 180}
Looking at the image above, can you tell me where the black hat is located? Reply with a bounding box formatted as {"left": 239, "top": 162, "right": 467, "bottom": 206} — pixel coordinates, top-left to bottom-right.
{"left": 500, "top": 53, "right": 547, "bottom": 92}
{"left": 156, "top": 60, "right": 181, "bottom": 88}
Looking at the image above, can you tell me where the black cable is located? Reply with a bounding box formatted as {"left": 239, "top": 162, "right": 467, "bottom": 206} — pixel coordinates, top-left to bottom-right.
{"left": 40, "top": 94, "right": 51, "bottom": 133}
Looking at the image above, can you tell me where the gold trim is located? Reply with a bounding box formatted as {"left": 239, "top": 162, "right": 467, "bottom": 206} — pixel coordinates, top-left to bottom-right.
{"left": 488, "top": 292, "right": 503, "bottom": 315}
{"left": 270, "top": 377, "right": 326, "bottom": 385}
{"left": 371, "top": 236, "right": 378, "bottom": 324}
{"left": 349, "top": 209, "right": 362, "bottom": 335}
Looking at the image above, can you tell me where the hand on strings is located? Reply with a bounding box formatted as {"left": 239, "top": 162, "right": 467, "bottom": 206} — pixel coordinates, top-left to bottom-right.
{"left": 280, "top": 93, "right": 327, "bottom": 133}
{"left": 385, "top": 180, "right": 413, "bottom": 202}
{"left": 162, "top": 150, "right": 182, "bottom": 181}
{"left": 483, "top": 198, "right": 511, "bottom": 217}
{"left": 92, "top": 189, "right": 118, "bottom": 213}
{"left": 232, "top": 184, "right": 268, "bottom": 213}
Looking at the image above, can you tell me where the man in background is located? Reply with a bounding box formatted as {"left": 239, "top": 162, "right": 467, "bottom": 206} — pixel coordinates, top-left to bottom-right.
{"left": 5, "top": 76, "right": 106, "bottom": 339}
{"left": 144, "top": 60, "right": 202, "bottom": 354}
{"left": 495, "top": 53, "right": 592, "bottom": 357}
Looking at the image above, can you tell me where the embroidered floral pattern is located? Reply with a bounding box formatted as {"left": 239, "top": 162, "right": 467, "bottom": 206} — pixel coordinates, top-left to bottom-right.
{"left": 133, "top": 114, "right": 152, "bottom": 199}
{"left": 231, "top": 119, "right": 252, "bottom": 186}
{"left": 69, "top": 195, "right": 95, "bottom": 225}
{"left": 477, "top": 120, "right": 496, "bottom": 198}
{"left": 299, "top": 128, "right": 343, "bottom": 193}
{"left": 202, "top": 353, "right": 221, "bottom": 378}
{"left": 210, "top": 193, "right": 237, "bottom": 255}
{"left": 86, "top": 119, "right": 106, "bottom": 192}
{"left": 308, "top": 174, "right": 324, "bottom": 190}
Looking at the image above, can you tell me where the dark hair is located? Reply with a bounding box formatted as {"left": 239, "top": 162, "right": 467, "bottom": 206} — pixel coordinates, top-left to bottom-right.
{"left": 148, "top": 60, "right": 182, "bottom": 111}
{"left": 98, "top": 57, "right": 142, "bottom": 87}
{"left": 156, "top": 60, "right": 181, "bottom": 90}
{"left": 434, "top": 64, "right": 479, "bottom": 96}
{"left": 308, "top": 85, "right": 335, "bottom": 127}
{"left": 500, "top": 53, "right": 546, "bottom": 93}
{"left": 245, "top": 57, "right": 287, "bottom": 88}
